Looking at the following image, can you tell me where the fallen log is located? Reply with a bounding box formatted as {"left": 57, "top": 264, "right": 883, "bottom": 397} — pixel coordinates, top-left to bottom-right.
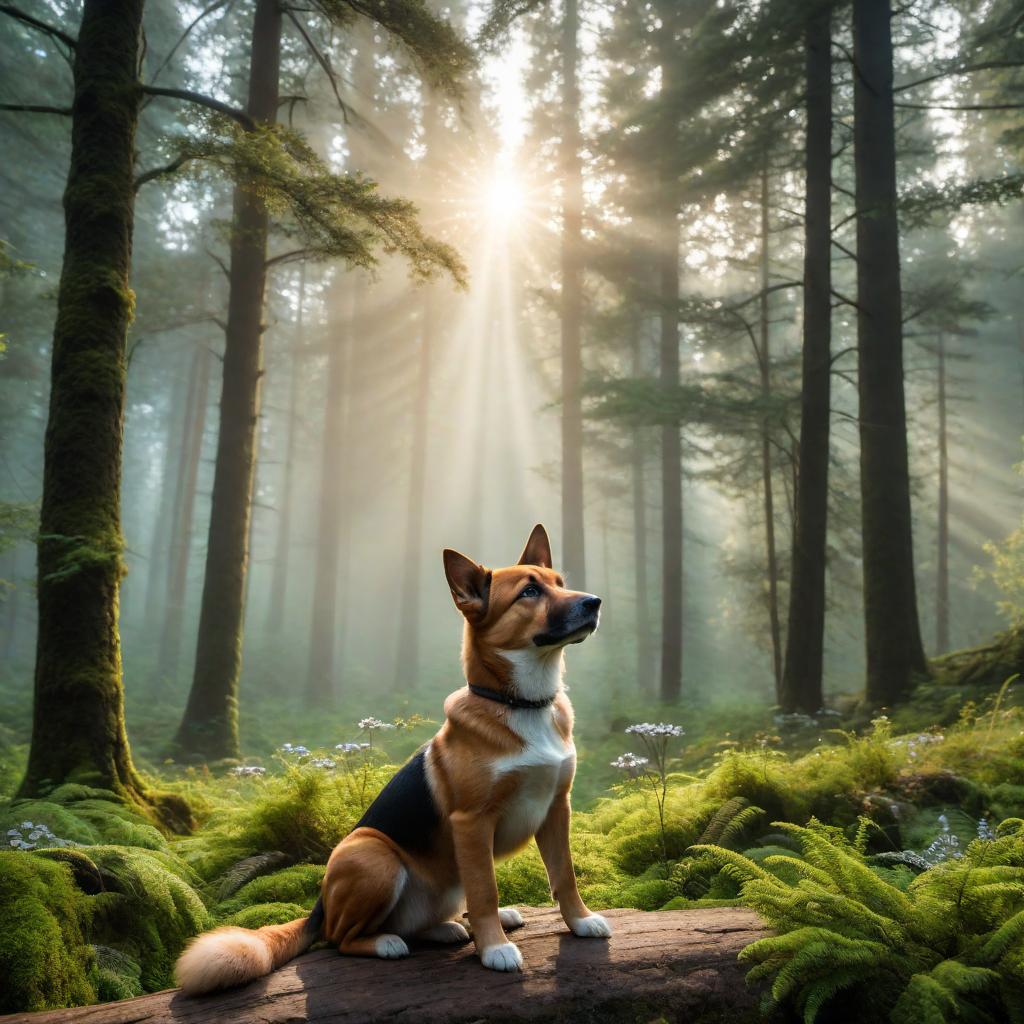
{"left": 3, "top": 906, "right": 769, "bottom": 1024}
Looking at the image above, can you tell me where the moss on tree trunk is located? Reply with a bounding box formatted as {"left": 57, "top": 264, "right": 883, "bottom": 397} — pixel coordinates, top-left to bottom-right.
{"left": 17, "top": 0, "right": 190, "bottom": 832}
{"left": 174, "top": 0, "right": 281, "bottom": 760}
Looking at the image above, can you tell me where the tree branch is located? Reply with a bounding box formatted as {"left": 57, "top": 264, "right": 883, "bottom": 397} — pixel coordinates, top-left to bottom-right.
{"left": 206, "top": 249, "right": 230, "bottom": 280}
{"left": 0, "top": 102, "right": 71, "bottom": 115}
{"left": 141, "top": 85, "right": 255, "bottom": 131}
{"left": 896, "top": 101, "right": 1024, "bottom": 112}
{"left": 149, "top": 0, "right": 232, "bottom": 85}
{"left": 729, "top": 281, "right": 803, "bottom": 312}
{"left": 265, "top": 248, "right": 312, "bottom": 269}
{"left": 831, "top": 288, "right": 865, "bottom": 314}
{"left": 894, "top": 60, "right": 1024, "bottom": 93}
{"left": 284, "top": 9, "right": 351, "bottom": 123}
{"left": 0, "top": 3, "right": 76, "bottom": 50}
{"left": 134, "top": 154, "right": 192, "bottom": 191}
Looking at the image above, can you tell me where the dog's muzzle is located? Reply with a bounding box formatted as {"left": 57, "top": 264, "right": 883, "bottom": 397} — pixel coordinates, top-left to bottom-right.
{"left": 533, "top": 595, "right": 602, "bottom": 647}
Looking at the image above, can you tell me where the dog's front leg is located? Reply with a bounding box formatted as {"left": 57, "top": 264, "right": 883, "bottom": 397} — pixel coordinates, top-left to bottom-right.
{"left": 450, "top": 810, "right": 522, "bottom": 971}
{"left": 535, "top": 793, "right": 612, "bottom": 938}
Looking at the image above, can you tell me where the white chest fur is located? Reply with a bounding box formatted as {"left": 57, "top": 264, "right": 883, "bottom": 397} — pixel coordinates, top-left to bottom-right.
{"left": 492, "top": 706, "right": 576, "bottom": 858}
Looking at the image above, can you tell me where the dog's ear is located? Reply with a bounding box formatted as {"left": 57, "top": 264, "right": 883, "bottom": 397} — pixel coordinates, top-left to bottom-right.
{"left": 443, "top": 549, "right": 491, "bottom": 623}
{"left": 517, "top": 523, "right": 552, "bottom": 569}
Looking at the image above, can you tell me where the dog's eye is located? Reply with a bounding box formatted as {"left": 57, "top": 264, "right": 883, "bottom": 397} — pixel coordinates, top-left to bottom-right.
{"left": 519, "top": 584, "right": 542, "bottom": 600}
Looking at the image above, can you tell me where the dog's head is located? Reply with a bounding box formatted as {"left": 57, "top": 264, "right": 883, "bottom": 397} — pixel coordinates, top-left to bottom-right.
{"left": 442, "top": 524, "right": 601, "bottom": 655}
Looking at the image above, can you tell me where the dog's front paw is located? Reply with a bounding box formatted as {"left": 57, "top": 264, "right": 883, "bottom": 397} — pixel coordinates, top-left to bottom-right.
{"left": 480, "top": 941, "right": 523, "bottom": 972}
{"left": 498, "top": 907, "right": 525, "bottom": 931}
{"left": 374, "top": 934, "right": 410, "bottom": 959}
{"left": 569, "top": 913, "right": 612, "bottom": 938}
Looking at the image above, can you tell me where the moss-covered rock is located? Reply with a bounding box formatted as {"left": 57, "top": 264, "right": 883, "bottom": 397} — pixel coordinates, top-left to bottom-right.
{"left": 221, "top": 901, "right": 309, "bottom": 929}
{"left": 87, "top": 845, "right": 211, "bottom": 992}
{"left": 0, "top": 852, "right": 97, "bottom": 1013}
{"left": 216, "top": 863, "right": 323, "bottom": 917}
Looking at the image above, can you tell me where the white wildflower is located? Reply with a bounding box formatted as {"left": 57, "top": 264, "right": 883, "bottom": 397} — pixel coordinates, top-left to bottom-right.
{"left": 358, "top": 717, "right": 396, "bottom": 731}
{"left": 611, "top": 752, "right": 650, "bottom": 774}
{"left": 335, "top": 743, "right": 371, "bottom": 753}
{"left": 625, "top": 722, "right": 684, "bottom": 737}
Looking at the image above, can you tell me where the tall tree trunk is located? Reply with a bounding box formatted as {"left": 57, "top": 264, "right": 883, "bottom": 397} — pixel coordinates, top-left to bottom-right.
{"left": 394, "top": 285, "right": 435, "bottom": 689}
{"left": 936, "top": 332, "right": 950, "bottom": 653}
{"left": 631, "top": 321, "right": 654, "bottom": 694}
{"left": 853, "top": 0, "right": 928, "bottom": 705}
{"left": 757, "top": 161, "right": 783, "bottom": 700}
{"left": 656, "top": 22, "right": 684, "bottom": 704}
{"left": 176, "top": 0, "right": 281, "bottom": 758}
{"left": 559, "top": 0, "right": 586, "bottom": 587}
{"left": 781, "top": 6, "right": 832, "bottom": 715}
{"left": 2, "top": 547, "right": 22, "bottom": 663}
{"left": 306, "top": 313, "right": 348, "bottom": 707}
{"left": 265, "top": 266, "right": 306, "bottom": 633}
{"left": 17, "top": 0, "right": 183, "bottom": 825}
{"left": 157, "top": 343, "right": 210, "bottom": 682}
{"left": 143, "top": 378, "right": 184, "bottom": 631}
{"left": 659, "top": 216, "right": 683, "bottom": 703}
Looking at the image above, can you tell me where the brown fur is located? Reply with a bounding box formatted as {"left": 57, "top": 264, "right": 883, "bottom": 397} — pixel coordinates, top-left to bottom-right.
{"left": 175, "top": 524, "right": 609, "bottom": 993}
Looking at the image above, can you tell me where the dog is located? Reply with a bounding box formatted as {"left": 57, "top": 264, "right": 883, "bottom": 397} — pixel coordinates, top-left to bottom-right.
{"left": 175, "top": 524, "right": 609, "bottom": 994}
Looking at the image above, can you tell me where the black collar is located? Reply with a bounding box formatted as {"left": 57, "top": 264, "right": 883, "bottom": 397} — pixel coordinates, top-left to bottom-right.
{"left": 468, "top": 684, "right": 555, "bottom": 710}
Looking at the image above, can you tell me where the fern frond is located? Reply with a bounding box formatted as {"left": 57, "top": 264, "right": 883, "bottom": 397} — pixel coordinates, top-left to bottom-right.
{"left": 688, "top": 844, "right": 783, "bottom": 886}
{"left": 698, "top": 797, "right": 751, "bottom": 845}
{"left": 762, "top": 855, "right": 834, "bottom": 888}
{"left": 978, "top": 908, "right": 1024, "bottom": 962}
{"left": 892, "top": 973, "right": 958, "bottom": 1024}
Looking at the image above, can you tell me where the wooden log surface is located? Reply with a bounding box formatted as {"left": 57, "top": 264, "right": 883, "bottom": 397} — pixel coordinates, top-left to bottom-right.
{"left": 3, "top": 907, "right": 769, "bottom": 1024}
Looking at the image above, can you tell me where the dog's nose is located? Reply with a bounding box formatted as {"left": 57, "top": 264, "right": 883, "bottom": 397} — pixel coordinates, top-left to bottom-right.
{"left": 580, "top": 595, "right": 602, "bottom": 614}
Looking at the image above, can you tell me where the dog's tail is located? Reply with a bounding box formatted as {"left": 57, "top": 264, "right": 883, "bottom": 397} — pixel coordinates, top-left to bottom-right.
{"left": 175, "top": 897, "right": 324, "bottom": 996}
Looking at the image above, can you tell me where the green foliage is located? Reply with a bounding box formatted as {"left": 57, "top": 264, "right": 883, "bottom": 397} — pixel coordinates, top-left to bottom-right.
{"left": 980, "top": 453, "right": 1024, "bottom": 624}
{"left": 176, "top": 761, "right": 394, "bottom": 878}
{"left": 697, "top": 819, "right": 1024, "bottom": 1023}
{"left": 179, "top": 119, "right": 467, "bottom": 286}
{"left": 0, "top": 785, "right": 168, "bottom": 850}
{"left": 316, "top": 0, "right": 475, "bottom": 94}
{"left": 0, "top": 852, "right": 97, "bottom": 1013}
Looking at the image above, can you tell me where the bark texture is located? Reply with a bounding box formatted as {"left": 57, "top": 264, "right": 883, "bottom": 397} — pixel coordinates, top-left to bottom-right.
{"left": 781, "top": 7, "right": 832, "bottom": 715}
{"left": 560, "top": 0, "right": 586, "bottom": 588}
{"left": 176, "top": 0, "right": 281, "bottom": 758}
{"left": 4, "top": 907, "right": 768, "bottom": 1024}
{"left": 853, "top": 0, "right": 929, "bottom": 705}
{"left": 19, "top": 0, "right": 150, "bottom": 806}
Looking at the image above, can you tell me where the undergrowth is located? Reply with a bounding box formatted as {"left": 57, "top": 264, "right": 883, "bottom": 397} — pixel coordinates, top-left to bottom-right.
{"left": 0, "top": 691, "right": 1022, "bottom": 1016}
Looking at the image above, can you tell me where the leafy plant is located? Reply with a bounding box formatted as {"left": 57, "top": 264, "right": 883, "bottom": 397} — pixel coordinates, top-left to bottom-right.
{"left": 694, "top": 818, "right": 1024, "bottom": 1023}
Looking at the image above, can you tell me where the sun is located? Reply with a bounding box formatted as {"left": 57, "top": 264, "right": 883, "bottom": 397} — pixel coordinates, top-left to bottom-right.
{"left": 482, "top": 165, "right": 527, "bottom": 225}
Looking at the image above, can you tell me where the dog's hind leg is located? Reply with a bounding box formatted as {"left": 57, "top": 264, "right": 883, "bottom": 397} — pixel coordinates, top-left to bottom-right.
{"left": 322, "top": 829, "right": 411, "bottom": 960}
{"left": 417, "top": 921, "right": 471, "bottom": 944}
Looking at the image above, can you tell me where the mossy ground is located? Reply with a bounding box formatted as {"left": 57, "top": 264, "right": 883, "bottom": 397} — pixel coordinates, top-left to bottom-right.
{"left": 0, "top": 664, "right": 1022, "bottom": 1015}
